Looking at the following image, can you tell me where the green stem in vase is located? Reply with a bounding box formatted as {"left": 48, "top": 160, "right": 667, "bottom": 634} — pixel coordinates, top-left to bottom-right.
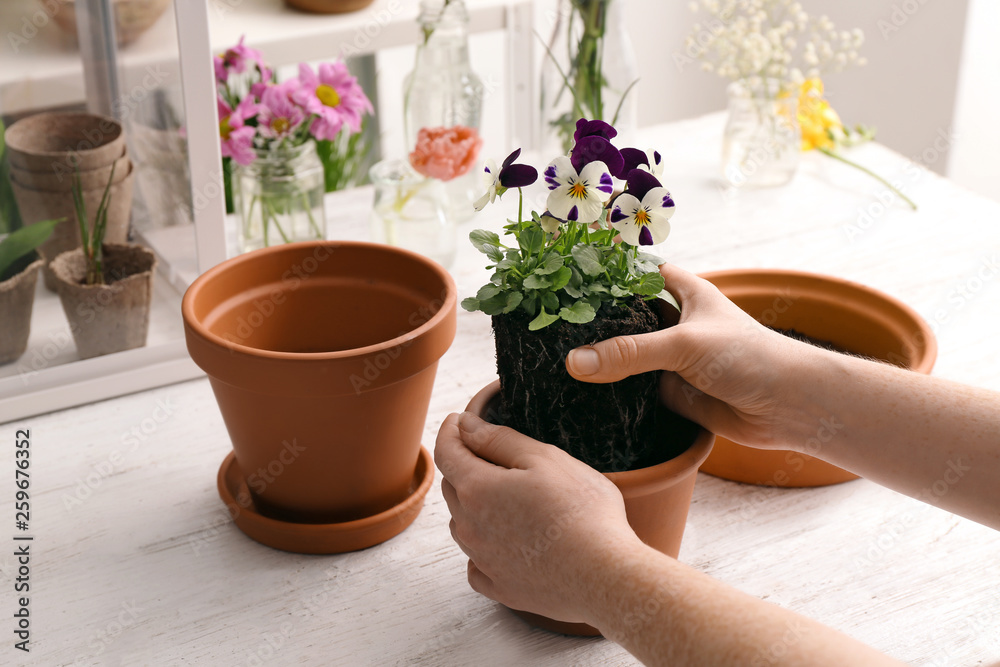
{"left": 817, "top": 147, "right": 918, "bottom": 211}
{"left": 303, "top": 191, "right": 323, "bottom": 238}
{"left": 263, "top": 198, "right": 292, "bottom": 244}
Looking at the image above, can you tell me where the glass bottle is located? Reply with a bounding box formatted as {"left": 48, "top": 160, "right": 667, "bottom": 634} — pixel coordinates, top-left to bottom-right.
{"left": 234, "top": 142, "right": 326, "bottom": 254}
{"left": 369, "top": 159, "right": 455, "bottom": 269}
{"left": 721, "top": 79, "right": 801, "bottom": 188}
{"left": 403, "top": 0, "right": 485, "bottom": 224}
{"left": 539, "top": 0, "right": 639, "bottom": 154}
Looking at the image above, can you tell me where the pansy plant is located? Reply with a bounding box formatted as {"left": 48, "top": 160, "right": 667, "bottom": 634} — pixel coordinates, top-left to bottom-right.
{"left": 463, "top": 118, "right": 678, "bottom": 331}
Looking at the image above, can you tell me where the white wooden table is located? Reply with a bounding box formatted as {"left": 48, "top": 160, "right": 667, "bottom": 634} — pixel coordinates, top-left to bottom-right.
{"left": 3, "top": 114, "right": 1000, "bottom": 666}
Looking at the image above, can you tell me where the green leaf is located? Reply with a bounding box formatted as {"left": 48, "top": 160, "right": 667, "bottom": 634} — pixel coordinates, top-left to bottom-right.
{"left": 470, "top": 229, "right": 501, "bottom": 253}
{"left": 611, "top": 284, "right": 630, "bottom": 298}
{"left": 563, "top": 283, "right": 582, "bottom": 299}
{"left": 549, "top": 265, "right": 572, "bottom": 291}
{"left": 483, "top": 244, "right": 504, "bottom": 263}
{"left": 571, "top": 245, "right": 604, "bottom": 276}
{"left": 528, "top": 308, "right": 560, "bottom": 331}
{"left": 584, "top": 283, "right": 609, "bottom": 294}
{"left": 534, "top": 253, "right": 564, "bottom": 275}
{"left": 0, "top": 218, "right": 62, "bottom": 279}
{"left": 523, "top": 274, "right": 551, "bottom": 289}
{"left": 502, "top": 291, "right": 523, "bottom": 314}
{"left": 460, "top": 297, "right": 480, "bottom": 312}
{"left": 559, "top": 300, "right": 596, "bottom": 324}
{"left": 633, "top": 271, "right": 666, "bottom": 296}
{"left": 657, "top": 289, "right": 681, "bottom": 312}
{"left": 476, "top": 284, "right": 502, "bottom": 301}
{"left": 521, "top": 292, "right": 538, "bottom": 317}
{"left": 518, "top": 227, "right": 544, "bottom": 256}
{"left": 479, "top": 295, "right": 508, "bottom": 316}
{"left": 541, "top": 291, "right": 559, "bottom": 312}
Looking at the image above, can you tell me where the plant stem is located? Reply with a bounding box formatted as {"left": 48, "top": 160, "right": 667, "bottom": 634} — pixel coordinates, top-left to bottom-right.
{"left": 817, "top": 147, "right": 918, "bottom": 211}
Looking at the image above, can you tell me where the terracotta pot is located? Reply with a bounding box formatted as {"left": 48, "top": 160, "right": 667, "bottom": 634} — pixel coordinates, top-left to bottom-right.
{"left": 0, "top": 256, "right": 43, "bottom": 364}
{"left": 10, "top": 164, "right": 134, "bottom": 291}
{"left": 51, "top": 0, "right": 172, "bottom": 46}
{"left": 50, "top": 243, "right": 156, "bottom": 360}
{"left": 466, "top": 380, "right": 715, "bottom": 636}
{"left": 700, "top": 268, "right": 937, "bottom": 487}
{"left": 4, "top": 112, "right": 125, "bottom": 172}
{"left": 182, "top": 241, "right": 456, "bottom": 553}
{"left": 10, "top": 154, "right": 131, "bottom": 191}
{"left": 284, "top": 0, "right": 376, "bottom": 13}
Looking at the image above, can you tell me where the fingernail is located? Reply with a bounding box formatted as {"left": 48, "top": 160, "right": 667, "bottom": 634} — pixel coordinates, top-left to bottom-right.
{"left": 458, "top": 411, "right": 483, "bottom": 433}
{"left": 568, "top": 348, "right": 600, "bottom": 375}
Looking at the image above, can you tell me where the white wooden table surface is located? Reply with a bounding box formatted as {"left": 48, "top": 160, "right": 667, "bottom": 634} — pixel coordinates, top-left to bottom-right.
{"left": 3, "top": 113, "right": 1000, "bottom": 666}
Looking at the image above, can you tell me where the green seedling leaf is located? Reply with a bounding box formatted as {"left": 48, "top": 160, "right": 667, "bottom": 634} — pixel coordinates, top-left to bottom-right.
{"left": 0, "top": 218, "right": 63, "bottom": 279}
{"left": 633, "top": 271, "right": 666, "bottom": 296}
{"left": 549, "top": 265, "right": 572, "bottom": 291}
{"left": 470, "top": 229, "right": 501, "bottom": 253}
{"left": 559, "top": 300, "right": 596, "bottom": 324}
{"left": 523, "top": 274, "right": 551, "bottom": 289}
{"left": 534, "top": 253, "right": 564, "bottom": 275}
{"left": 541, "top": 291, "right": 559, "bottom": 312}
{"left": 502, "top": 291, "right": 523, "bottom": 313}
{"left": 657, "top": 289, "right": 681, "bottom": 312}
{"left": 528, "top": 307, "right": 560, "bottom": 331}
{"left": 460, "top": 297, "right": 480, "bottom": 312}
{"left": 518, "top": 227, "right": 544, "bottom": 256}
{"left": 571, "top": 245, "right": 604, "bottom": 276}
{"left": 476, "top": 284, "right": 502, "bottom": 301}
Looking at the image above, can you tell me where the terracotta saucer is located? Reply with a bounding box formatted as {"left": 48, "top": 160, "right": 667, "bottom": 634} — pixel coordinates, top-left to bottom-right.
{"left": 216, "top": 447, "right": 434, "bottom": 554}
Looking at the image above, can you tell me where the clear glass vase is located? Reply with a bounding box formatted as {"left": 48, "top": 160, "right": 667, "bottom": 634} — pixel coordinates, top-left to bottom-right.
{"left": 369, "top": 159, "right": 455, "bottom": 269}
{"left": 721, "top": 80, "right": 801, "bottom": 189}
{"left": 403, "top": 0, "right": 484, "bottom": 224}
{"left": 539, "top": 0, "right": 639, "bottom": 154}
{"left": 234, "top": 143, "right": 326, "bottom": 253}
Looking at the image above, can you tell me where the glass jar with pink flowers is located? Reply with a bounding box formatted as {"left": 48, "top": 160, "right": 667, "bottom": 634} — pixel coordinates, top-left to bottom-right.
{"left": 215, "top": 36, "right": 374, "bottom": 253}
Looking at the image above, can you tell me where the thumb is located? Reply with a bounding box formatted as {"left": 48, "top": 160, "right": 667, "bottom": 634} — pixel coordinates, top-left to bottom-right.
{"left": 566, "top": 327, "right": 687, "bottom": 383}
{"left": 458, "top": 412, "right": 546, "bottom": 470}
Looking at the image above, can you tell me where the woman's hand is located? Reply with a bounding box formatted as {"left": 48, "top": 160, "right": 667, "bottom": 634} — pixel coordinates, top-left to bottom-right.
{"left": 434, "top": 411, "right": 643, "bottom": 623}
{"left": 566, "top": 263, "right": 814, "bottom": 449}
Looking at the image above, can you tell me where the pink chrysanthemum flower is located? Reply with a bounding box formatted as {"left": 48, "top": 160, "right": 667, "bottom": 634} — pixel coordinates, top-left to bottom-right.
{"left": 214, "top": 35, "right": 264, "bottom": 83}
{"left": 217, "top": 96, "right": 258, "bottom": 166}
{"left": 256, "top": 82, "right": 306, "bottom": 141}
{"left": 292, "top": 62, "right": 373, "bottom": 141}
{"left": 409, "top": 126, "right": 483, "bottom": 182}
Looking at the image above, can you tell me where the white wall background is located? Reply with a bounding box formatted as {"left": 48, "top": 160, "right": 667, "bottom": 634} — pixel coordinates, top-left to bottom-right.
{"left": 373, "top": 0, "right": 995, "bottom": 201}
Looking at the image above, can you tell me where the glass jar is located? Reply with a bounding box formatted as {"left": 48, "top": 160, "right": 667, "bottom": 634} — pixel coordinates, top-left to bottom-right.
{"left": 369, "top": 159, "right": 455, "bottom": 269}
{"left": 403, "top": 0, "right": 484, "bottom": 224}
{"left": 539, "top": 0, "right": 639, "bottom": 153}
{"left": 721, "top": 79, "right": 801, "bottom": 189}
{"left": 234, "top": 142, "right": 326, "bottom": 253}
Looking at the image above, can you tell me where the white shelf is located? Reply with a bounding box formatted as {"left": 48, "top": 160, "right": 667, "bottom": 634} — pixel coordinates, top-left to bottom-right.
{"left": 0, "top": 0, "right": 518, "bottom": 115}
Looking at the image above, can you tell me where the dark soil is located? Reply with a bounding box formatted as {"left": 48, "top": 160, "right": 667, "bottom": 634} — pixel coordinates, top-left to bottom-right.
{"left": 492, "top": 297, "right": 697, "bottom": 473}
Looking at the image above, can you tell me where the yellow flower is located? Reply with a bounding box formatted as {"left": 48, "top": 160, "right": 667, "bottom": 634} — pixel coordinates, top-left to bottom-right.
{"left": 797, "top": 78, "right": 844, "bottom": 151}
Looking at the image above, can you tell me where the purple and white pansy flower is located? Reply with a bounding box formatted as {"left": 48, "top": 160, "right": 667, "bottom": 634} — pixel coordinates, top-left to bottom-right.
{"left": 474, "top": 148, "right": 538, "bottom": 211}
{"left": 610, "top": 169, "right": 675, "bottom": 246}
{"left": 544, "top": 156, "right": 615, "bottom": 224}
{"left": 620, "top": 147, "right": 664, "bottom": 178}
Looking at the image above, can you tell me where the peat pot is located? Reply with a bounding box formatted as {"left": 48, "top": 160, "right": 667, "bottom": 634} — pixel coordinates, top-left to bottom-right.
{"left": 700, "top": 268, "right": 937, "bottom": 487}
{"left": 0, "top": 256, "right": 43, "bottom": 364}
{"left": 466, "top": 380, "right": 715, "bottom": 636}
{"left": 183, "top": 241, "right": 456, "bottom": 554}
{"left": 50, "top": 244, "right": 156, "bottom": 360}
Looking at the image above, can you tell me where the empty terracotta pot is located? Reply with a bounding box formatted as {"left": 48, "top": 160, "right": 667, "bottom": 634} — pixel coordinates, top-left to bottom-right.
{"left": 0, "top": 256, "right": 43, "bottom": 364}
{"left": 700, "top": 268, "right": 937, "bottom": 487}
{"left": 183, "top": 241, "right": 456, "bottom": 552}
{"left": 466, "top": 380, "right": 714, "bottom": 636}
{"left": 4, "top": 112, "right": 125, "bottom": 172}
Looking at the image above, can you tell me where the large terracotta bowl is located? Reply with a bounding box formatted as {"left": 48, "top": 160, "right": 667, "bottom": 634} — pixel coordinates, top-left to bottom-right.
{"left": 699, "top": 268, "right": 937, "bottom": 487}
{"left": 466, "top": 380, "right": 714, "bottom": 636}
